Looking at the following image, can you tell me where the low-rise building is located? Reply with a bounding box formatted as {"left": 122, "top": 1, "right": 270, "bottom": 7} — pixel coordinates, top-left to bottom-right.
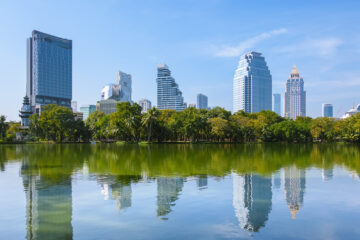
{"left": 96, "top": 99, "right": 119, "bottom": 115}
{"left": 80, "top": 105, "right": 96, "bottom": 120}
{"left": 138, "top": 99, "right": 152, "bottom": 112}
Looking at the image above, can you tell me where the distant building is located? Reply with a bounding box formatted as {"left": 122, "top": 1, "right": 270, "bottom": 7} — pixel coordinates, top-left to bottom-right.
{"left": 322, "top": 104, "right": 333, "bottom": 118}
{"left": 233, "top": 52, "right": 272, "bottom": 113}
{"left": 74, "top": 112, "right": 83, "bottom": 121}
{"left": 283, "top": 66, "right": 306, "bottom": 119}
{"left": 156, "top": 64, "right": 185, "bottom": 111}
{"left": 101, "top": 71, "right": 132, "bottom": 102}
{"left": 80, "top": 105, "right": 96, "bottom": 120}
{"left": 71, "top": 101, "right": 77, "bottom": 112}
{"left": 197, "top": 94, "right": 208, "bottom": 109}
{"left": 157, "top": 177, "right": 184, "bottom": 219}
{"left": 188, "top": 103, "right": 196, "bottom": 108}
{"left": 273, "top": 93, "right": 281, "bottom": 116}
{"left": 19, "top": 96, "right": 33, "bottom": 127}
{"left": 138, "top": 99, "right": 152, "bottom": 112}
{"left": 342, "top": 104, "right": 360, "bottom": 119}
{"left": 27, "top": 30, "right": 72, "bottom": 113}
{"left": 96, "top": 99, "right": 118, "bottom": 115}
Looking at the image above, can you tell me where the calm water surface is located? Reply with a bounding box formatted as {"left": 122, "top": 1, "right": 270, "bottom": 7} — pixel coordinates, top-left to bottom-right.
{"left": 1, "top": 143, "right": 360, "bottom": 240}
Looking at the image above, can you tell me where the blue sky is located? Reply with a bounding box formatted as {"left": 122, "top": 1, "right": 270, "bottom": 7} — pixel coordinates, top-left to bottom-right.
{"left": 1, "top": 0, "right": 360, "bottom": 120}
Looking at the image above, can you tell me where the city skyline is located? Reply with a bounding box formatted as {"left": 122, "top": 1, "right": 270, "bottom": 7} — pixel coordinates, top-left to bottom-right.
{"left": 1, "top": 1, "right": 360, "bottom": 120}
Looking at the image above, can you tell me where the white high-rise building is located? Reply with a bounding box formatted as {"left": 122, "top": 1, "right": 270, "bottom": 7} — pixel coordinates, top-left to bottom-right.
{"left": 156, "top": 64, "right": 185, "bottom": 111}
{"left": 101, "top": 71, "right": 132, "bottom": 102}
{"left": 283, "top": 66, "right": 306, "bottom": 119}
{"left": 138, "top": 99, "right": 152, "bottom": 112}
{"left": 233, "top": 52, "right": 272, "bottom": 113}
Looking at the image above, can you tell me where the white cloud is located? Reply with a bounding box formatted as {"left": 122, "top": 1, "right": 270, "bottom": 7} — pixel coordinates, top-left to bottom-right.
{"left": 277, "top": 38, "right": 343, "bottom": 57}
{"left": 213, "top": 28, "right": 288, "bottom": 57}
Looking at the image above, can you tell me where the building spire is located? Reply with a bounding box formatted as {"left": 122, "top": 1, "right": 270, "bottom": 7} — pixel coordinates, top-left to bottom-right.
{"left": 291, "top": 65, "right": 299, "bottom": 74}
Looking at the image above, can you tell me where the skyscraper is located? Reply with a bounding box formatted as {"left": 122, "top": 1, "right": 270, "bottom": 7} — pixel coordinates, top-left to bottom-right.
{"left": 322, "top": 103, "right": 333, "bottom": 118}
{"left": 80, "top": 104, "right": 96, "bottom": 120}
{"left": 283, "top": 66, "right": 306, "bottom": 119}
{"left": 138, "top": 99, "right": 152, "bottom": 112}
{"left": 273, "top": 93, "right": 281, "bottom": 116}
{"left": 156, "top": 64, "right": 185, "bottom": 111}
{"left": 101, "top": 71, "right": 132, "bottom": 102}
{"left": 233, "top": 52, "right": 272, "bottom": 113}
{"left": 27, "top": 30, "right": 72, "bottom": 113}
{"left": 197, "top": 94, "right": 208, "bottom": 109}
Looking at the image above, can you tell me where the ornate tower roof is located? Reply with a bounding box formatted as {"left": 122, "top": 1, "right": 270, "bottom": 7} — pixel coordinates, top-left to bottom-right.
{"left": 290, "top": 65, "right": 300, "bottom": 78}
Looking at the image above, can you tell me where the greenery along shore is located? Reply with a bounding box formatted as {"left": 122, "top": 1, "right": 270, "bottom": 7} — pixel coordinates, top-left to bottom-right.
{"left": 1, "top": 102, "right": 360, "bottom": 143}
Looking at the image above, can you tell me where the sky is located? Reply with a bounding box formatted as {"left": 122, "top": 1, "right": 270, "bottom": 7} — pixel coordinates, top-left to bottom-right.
{"left": 1, "top": 0, "right": 360, "bottom": 120}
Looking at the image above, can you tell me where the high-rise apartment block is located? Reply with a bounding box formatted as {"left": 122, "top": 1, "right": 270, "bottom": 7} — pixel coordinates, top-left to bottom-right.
{"left": 283, "top": 66, "right": 306, "bottom": 119}
{"left": 27, "top": 30, "right": 72, "bottom": 113}
{"left": 80, "top": 104, "right": 96, "bottom": 120}
{"left": 156, "top": 64, "right": 185, "bottom": 111}
{"left": 138, "top": 99, "right": 152, "bottom": 112}
{"left": 101, "top": 71, "right": 132, "bottom": 102}
{"left": 322, "top": 104, "right": 333, "bottom": 118}
{"left": 273, "top": 93, "right": 281, "bottom": 116}
{"left": 197, "top": 94, "right": 208, "bottom": 109}
{"left": 233, "top": 52, "right": 272, "bottom": 113}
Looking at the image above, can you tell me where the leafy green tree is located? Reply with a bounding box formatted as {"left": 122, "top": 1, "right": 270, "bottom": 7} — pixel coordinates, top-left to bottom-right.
{"left": 86, "top": 110, "right": 109, "bottom": 141}
{"left": 5, "top": 122, "right": 21, "bottom": 142}
{"left": 0, "top": 115, "right": 8, "bottom": 140}
{"left": 209, "top": 117, "right": 229, "bottom": 141}
{"left": 142, "top": 107, "right": 160, "bottom": 141}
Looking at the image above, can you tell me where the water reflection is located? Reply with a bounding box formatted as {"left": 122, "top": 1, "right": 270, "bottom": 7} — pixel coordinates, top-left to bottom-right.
{"left": 157, "top": 177, "right": 184, "bottom": 219}
{"left": 1, "top": 143, "right": 360, "bottom": 239}
{"left": 283, "top": 166, "right": 306, "bottom": 219}
{"left": 233, "top": 174, "right": 272, "bottom": 232}
{"left": 21, "top": 165, "right": 72, "bottom": 240}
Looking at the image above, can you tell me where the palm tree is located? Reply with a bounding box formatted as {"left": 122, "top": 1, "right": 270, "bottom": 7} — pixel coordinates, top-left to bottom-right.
{"left": 142, "top": 107, "right": 160, "bottom": 142}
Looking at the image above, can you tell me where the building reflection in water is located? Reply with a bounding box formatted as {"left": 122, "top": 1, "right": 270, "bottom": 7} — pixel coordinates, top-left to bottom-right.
{"left": 196, "top": 175, "right": 208, "bottom": 190}
{"left": 157, "top": 177, "right": 184, "bottom": 219}
{"left": 322, "top": 168, "right": 333, "bottom": 181}
{"left": 22, "top": 164, "right": 73, "bottom": 240}
{"left": 232, "top": 173, "right": 272, "bottom": 232}
{"left": 283, "top": 166, "right": 306, "bottom": 219}
{"left": 99, "top": 176, "right": 133, "bottom": 211}
{"left": 273, "top": 170, "right": 281, "bottom": 189}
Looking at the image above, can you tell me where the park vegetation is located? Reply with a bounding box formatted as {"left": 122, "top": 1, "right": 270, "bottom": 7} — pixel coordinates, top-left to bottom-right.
{"left": 1, "top": 102, "right": 360, "bottom": 143}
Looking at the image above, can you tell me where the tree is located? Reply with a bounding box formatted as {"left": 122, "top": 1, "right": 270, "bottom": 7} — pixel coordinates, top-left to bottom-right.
{"left": 0, "top": 115, "right": 8, "bottom": 140}
{"left": 142, "top": 107, "right": 160, "bottom": 141}
{"left": 209, "top": 117, "right": 229, "bottom": 141}
{"left": 86, "top": 110, "right": 109, "bottom": 141}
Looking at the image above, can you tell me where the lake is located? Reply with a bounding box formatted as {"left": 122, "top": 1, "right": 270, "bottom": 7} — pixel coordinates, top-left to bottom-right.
{"left": 0, "top": 143, "right": 360, "bottom": 240}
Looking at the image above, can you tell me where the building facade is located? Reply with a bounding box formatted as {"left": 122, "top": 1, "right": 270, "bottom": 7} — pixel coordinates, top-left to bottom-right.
{"left": 197, "top": 94, "right": 208, "bottom": 109}
{"left": 156, "top": 64, "right": 185, "bottom": 111}
{"left": 80, "top": 104, "right": 96, "bottom": 120}
{"left": 96, "top": 99, "right": 118, "bottom": 115}
{"left": 27, "top": 30, "right": 72, "bottom": 113}
{"left": 101, "top": 71, "right": 132, "bottom": 102}
{"left": 273, "top": 93, "right": 281, "bottom": 116}
{"left": 283, "top": 66, "right": 306, "bottom": 119}
{"left": 71, "top": 101, "right": 77, "bottom": 112}
{"left": 233, "top": 52, "right": 272, "bottom": 113}
{"left": 138, "top": 99, "right": 152, "bottom": 112}
{"left": 322, "top": 103, "right": 333, "bottom": 118}
{"left": 342, "top": 104, "right": 360, "bottom": 119}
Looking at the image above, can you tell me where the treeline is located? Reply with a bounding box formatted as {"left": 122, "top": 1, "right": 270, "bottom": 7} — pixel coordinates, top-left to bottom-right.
{"left": 1, "top": 102, "right": 360, "bottom": 143}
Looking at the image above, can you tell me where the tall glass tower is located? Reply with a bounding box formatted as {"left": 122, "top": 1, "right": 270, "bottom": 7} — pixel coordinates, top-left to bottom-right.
{"left": 233, "top": 52, "right": 272, "bottom": 113}
{"left": 27, "top": 30, "right": 72, "bottom": 113}
{"left": 273, "top": 93, "right": 281, "bottom": 116}
{"left": 196, "top": 94, "right": 208, "bottom": 109}
{"left": 156, "top": 64, "right": 185, "bottom": 111}
{"left": 322, "top": 103, "right": 333, "bottom": 118}
{"left": 283, "top": 66, "right": 306, "bottom": 119}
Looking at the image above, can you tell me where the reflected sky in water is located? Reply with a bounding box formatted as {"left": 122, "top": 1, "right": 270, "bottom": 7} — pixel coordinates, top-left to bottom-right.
{"left": 1, "top": 143, "right": 360, "bottom": 240}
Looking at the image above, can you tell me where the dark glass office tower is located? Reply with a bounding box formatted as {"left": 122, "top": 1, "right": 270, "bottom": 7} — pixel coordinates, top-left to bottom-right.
{"left": 27, "top": 30, "right": 72, "bottom": 113}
